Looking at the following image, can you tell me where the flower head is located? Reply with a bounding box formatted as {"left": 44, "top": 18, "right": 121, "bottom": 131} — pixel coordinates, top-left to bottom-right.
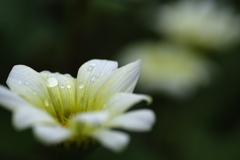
{"left": 156, "top": 0, "right": 240, "bottom": 50}
{"left": 118, "top": 42, "right": 213, "bottom": 97}
{"left": 0, "top": 59, "right": 155, "bottom": 152}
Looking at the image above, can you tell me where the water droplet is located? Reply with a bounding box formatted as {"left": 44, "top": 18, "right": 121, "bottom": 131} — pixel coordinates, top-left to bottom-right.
{"left": 64, "top": 74, "right": 71, "bottom": 77}
{"left": 33, "top": 91, "right": 37, "bottom": 95}
{"left": 78, "top": 82, "right": 84, "bottom": 89}
{"left": 18, "top": 81, "right": 22, "bottom": 85}
{"left": 82, "top": 94, "right": 87, "bottom": 101}
{"left": 88, "top": 66, "right": 93, "bottom": 71}
{"left": 91, "top": 76, "right": 97, "bottom": 82}
{"left": 95, "top": 71, "right": 101, "bottom": 78}
{"left": 67, "top": 84, "right": 71, "bottom": 89}
{"left": 25, "top": 82, "right": 30, "bottom": 85}
{"left": 46, "top": 77, "right": 58, "bottom": 87}
{"left": 60, "top": 85, "right": 65, "bottom": 89}
{"left": 90, "top": 63, "right": 96, "bottom": 67}
{"left": 41, "top": 71, "right": 51, "bottom": 75}
{"left": 55, "top": 72, "right": 61, "bottom": 77}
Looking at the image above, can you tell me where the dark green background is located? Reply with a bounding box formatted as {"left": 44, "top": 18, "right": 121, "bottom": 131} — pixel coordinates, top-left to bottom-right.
{"left": 1, "top": 0, "right": 240, "bottom": 159}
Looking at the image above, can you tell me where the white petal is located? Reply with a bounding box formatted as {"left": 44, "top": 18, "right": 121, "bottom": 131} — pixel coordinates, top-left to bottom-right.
{"left": 0, "top": 85, "right": 33, "bottom": 111}
{"left": 13, "top": 106, "right": 57, "bottom": 130}
{"left": 107, "top": 109, "right": 155, "bottom": 132}
{"left": 91, "top": 129, "right": 129, "bottom": 152}
{"left": 6, "top": 65, "right": 51, "bottom": 110}
{"left": 104, "top": 92, "right": 152, "bottom": 116}
{"left": 33, "top": 124, "right": 72, "bottom": 144}
{"left": 93, "top": 60, "right": 142, "bottom": 109}
{"left": 76, "top": 59, "right": 118, "bottom": 111}
{"left": 71, "top": 111, "right": 108, "bottom": 126}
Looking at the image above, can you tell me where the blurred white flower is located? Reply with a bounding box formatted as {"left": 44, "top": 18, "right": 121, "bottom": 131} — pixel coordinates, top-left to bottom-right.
{"left": 0, "top": 59, "right": 155, "bottom": 152}
{"left": 155, "top": 0, "right": 240, "bottom": 50}
{"left": 118, "top": 42, "right": 214, "bottom": 97}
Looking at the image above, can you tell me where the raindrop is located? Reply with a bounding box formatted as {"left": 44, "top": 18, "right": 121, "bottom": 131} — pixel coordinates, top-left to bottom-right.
{"left": 65, "top": 74, "right": 71, "bottom": 77}
{"left": 90, "top": 63, "right": 96, "bottom": 67}
{"left": 78, "top": 82, "right": 84, "bottom": 89}
{"left": 46, "top": 77, "right": 58, "bottom": 87}
{"left": 88, "top": 66, "right": 93, "bottom": 71}
{"left": 60, "top": 85, "right": 65, "bottom": 89}
{"left": 82, "top": 94, "right": 87, "bottom": 101}
{"left": 25, "top": 82, "right": 30, "bottom": 85}
{"left": 18, "top": 81, "right": 22, "bottom": 85}
{"left": 41, "top": 71, "right": 51, "bottom": 75}
{"left": 67, "top": 84, "right": 71, "bottom": 89}
{"left": 91, "top": 76, "right": 97, "bottom": 82}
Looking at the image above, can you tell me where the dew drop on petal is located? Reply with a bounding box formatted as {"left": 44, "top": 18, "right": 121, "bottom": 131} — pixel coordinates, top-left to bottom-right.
{"left": 67, "top": 84, "right": 71, "bottom": 89}
{"left": 33, "top": 91, "right": 37, "bottom": 95}
{"left": 41, "top": 71, "right": 51, "bottom": 75}
{"left": 78, "top": 82, "right": 84, "bottom": 89}
{"left": 25, "top": 82, "right": 30, "bottom": 85}
{"left": 18, "top": 81, "right": 22, "bottom": 85}
{"left": 91, "top": 76, "right": 97, "bottom": 82}
{"left": 46, "top": 77, "right": 58, "bottom": 87}
{"left": 60, "top": 85, "right": 65, "bottom": 89}
{"left": 88, "top": 66, "right": 93, "bottom": 71}
{"left": 90, "top": 63, "right": 96, "bottom": 67}
{"left": 64, "top": 74, "right": 71, "bottom": 77}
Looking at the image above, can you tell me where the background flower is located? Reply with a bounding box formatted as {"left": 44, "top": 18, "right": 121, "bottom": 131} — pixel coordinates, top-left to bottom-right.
{"left": 155, "top": 0, "right": 240, "bottom": 50}
{"left": 118, "top": 42, "right": 214, "bottom": 97}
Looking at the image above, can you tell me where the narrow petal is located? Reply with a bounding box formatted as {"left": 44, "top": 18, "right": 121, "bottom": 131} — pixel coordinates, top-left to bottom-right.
{"left": 107, "top": 109, "right": 155, "bottom": 132}
{"left": 33, "top": 124, "right": 72, "bottom": 145}
{"left": 6, "top": 65, "right": 52, "bottom": 111}
{"left": 76, "top": 59, "right": 118, "bottom": 111}
{"left": 0, "top": 85, "right": 33, "bottom": 111}
{"left": 40, "top": 72, "right": 77, "bottom": 119}
{"left": 104, "top": 92, "right": 152, "bottom": 116}
{"left": 93, "top": 60, "right": 142, "bottom": 109}
{"left": 71, "top": 111, "right": 108, "bottom": 126}
{"left": 91, "top": 129, "right": 129, "bottom": 152}
{"left": 13, "top": 106, "right": 57, "bottom": 130}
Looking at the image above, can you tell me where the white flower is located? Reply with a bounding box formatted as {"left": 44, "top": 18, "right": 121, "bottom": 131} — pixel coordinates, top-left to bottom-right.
{"left": 0, "top": 59, "right": 155, "bottom": 152}
{"left": 155, "top": 0, "right": 240, "bottom": 50}
{"left": 118, "top": 42, "right": 214, "bottom": 97}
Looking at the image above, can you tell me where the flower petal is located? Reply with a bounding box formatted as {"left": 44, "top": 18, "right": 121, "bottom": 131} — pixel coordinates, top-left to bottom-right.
{"left": 107, "top": 109, "right": 155, "bottom": 132}
{"left": 33, "top": 124, "right": 72, "bottom": 145}
{"left": 13, "top": 106, "right": 57, "bottom": 130}
{"left": 0, "top": 85, "right": 32, "bottom": 111}
{"left": 6, "top": 65, "right": 52, "bottom": 111}
{"left": 76, "top": 59, "right": 118, "bottom": 111}
{"left": 104, "top": 92, "right": 152, "bottom": 116}
{"left": 93, "top": 60, "right": 142, "bottom": 109}
{"left": 71, "top": 111, "right": 108, "bottom": 126}
{"left": 90, "top": 129, "right": 129, "bottom": 152}
{"left": 40, "top": 72, "right": 77, "bottom": 118}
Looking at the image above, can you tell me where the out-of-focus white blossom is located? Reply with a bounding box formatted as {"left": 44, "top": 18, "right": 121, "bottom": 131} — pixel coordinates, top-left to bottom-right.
{"left": 0, "top": 59, "right": 155, "bottom": 152}
{"left": 155, "top": 0, "right": 240, "bottom": 50}
{"left": 118, "top": 42, "right": 214, "bottom": 97}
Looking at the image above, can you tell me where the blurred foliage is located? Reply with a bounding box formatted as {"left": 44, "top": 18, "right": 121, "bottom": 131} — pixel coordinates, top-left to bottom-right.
{"left": 0, "top": 0, "right": 240, "bottom": 160}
